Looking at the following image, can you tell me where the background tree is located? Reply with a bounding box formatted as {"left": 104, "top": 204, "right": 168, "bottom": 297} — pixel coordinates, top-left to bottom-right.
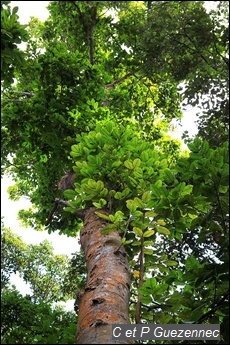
{"left": 1, "top": 225, "right": 76, "bottom": 303}
{"left": 1, "top": 223, "right": 77, "bottom": 344}
{"left": 1, "top": 1, "right": 229, "bottom": 344}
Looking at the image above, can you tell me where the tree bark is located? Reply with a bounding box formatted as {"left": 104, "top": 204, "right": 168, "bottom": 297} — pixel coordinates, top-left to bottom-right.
{"left": 76, "top": 207, "right": 133, "bottom": 344}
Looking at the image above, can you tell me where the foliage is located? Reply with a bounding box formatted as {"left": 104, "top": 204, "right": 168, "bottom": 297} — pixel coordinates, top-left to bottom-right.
{"left": 1, "top": 287, "right": 76, "bottom": 344}
{"left": 1, "top": 1, "right": 229, "bottom": 344}
{"left": 65, "top": 121, "right": 229, "bottom": 335}
{"left": 1, "top": 224, "right": 75, "bottom": 303}
{"left": 1, "top": 221, "right": 27, "bottom": 287}
{"left": 196, "top": 99, "right": 229, "bottom": 148}
{"left": 1, "top": 224, "right": 79, "bottom": 343}
{"left": 1, "top": 1, "right": 29, "bottom": 87}
{"left": 1, "top": 1, "right": 182, "bottom": 234}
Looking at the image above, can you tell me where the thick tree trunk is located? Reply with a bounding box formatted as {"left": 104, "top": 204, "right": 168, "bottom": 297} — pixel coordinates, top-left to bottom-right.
{"left": 76, "top": 207, "right": 132, "bottom": 344}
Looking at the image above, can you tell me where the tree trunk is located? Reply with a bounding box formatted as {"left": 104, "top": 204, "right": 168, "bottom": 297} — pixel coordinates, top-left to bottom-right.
{"left": 76, "top": 207, "right": 133, "bottom": 344}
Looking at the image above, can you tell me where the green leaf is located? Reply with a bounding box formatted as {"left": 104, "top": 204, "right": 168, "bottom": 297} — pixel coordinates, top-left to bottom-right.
{"left": 63, "top": 206, "right": 76, "bottom": 213}
{"left": 105, "top": 121, "right": 114, "bottom": 132}
{"left": 164, "top": 168, "right": 175, "bottom": 183}
{"left": 124, "top": 160, "right": 133, "bottom": 169}
{"left": 173, "top": 207, "right": 181, "bottom": 221}
{"left": 145, "top": 210, "right": 157, "bottom": 218}
{"left": 219, "top": 185, "right": 228, "bottom": 193}
{"left": 101, "top": 223, "right": 118, "bottom": 234}
{"left": 12, "top": 6, "right": 19, "bottom": 15}
{"left": 128, "top": 176, "right": 138, "bottom": 186}
{"left": 141, "top": 296, "right": 152, "bottom": 304}
{"left": 100, "top": 188, "right": 108, "bottom": 197}
{"left": 132, "top": 210, "right": 143, "bottom": 217}
{"left": 141, "top": 191, "right": 152, "bottom": 203}
{"left": 71, "top": 144, "right": 82, "bottom": 157}
{"left": 131, "top": 241, "right": 141, "bottom": 246}
{"left": 133, "top": 227, "right": 143, "bottom": 237}
{"left": 133, "top": 158, "right": 141, "bottom": 169}
{"left": 144, "top": 248, "right": 154, "bottom": 255}
{"left": 113, "top": 210, "right": 125, "bottom": 222}
{"left": 144, "top": 240, "right": 154, "bottom": 247}
{"left": 112, "top": 161, "right": 122, "bottom": 168}
{"left": 93, "top": 198, "right": 107, "bottom": 208}
{"left": 96, "top": 180, "right": 104, "bottom": 191}
{"left": 144, "top": 278, "right": 156, "bottom": 289}
{"left": 94, "top": 212, "right": 110, "bottom": 220}
{"left": 63, "top": 189, "right": 76, "bottom": 199}
{"left": 164, "top": 260, "right": 178, "bottom": 266}
{"left": 96, "top": 156, "right": 102, "bottom": 166}
{"left": 156, "top": 219, "right": 166, "bottom": 226}
{"left": 126, "top": 200, "right": 136, "bottom": 213}
{"left": 134, "top": 197, "right": 145, "bottom": 208}
{"left": 153, "top": 283, "right": 169, "bottom": 294}
{"left": 109, "top": 214, "right": 115, "bottom": 222}
{"left": 138, "top": 287, "right": 151, "bottom": 295}
{"left": 185, "top": 256, "right": 202, "bottom": 271}
{"left": 40, "top": 154, "right": 48, "bottom": 162}
{"left": 143, "top": 229, "right": 155, "bottom": 237}
{"left": 140, "top": 151, "right": 149, "bottom": 162}
{"left": 114, "top": 191, "right": 123, "bottom": 200}
{"left": 190, "top": 309, "right": 204, "bottom": 322}
{"left": 156, "top": 226, "right": 170, "bottom": 235}
{"left": 122, "top": 188, "right": 131, "bottom": 197}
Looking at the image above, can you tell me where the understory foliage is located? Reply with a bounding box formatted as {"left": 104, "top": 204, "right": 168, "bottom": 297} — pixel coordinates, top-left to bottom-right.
{"left": 1, "top": 1, "right": 229, "bottom": 344}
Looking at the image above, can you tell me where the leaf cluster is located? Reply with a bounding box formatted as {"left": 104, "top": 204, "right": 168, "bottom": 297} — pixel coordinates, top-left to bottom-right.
{"left": 1, "top": 287, "right": 76, "bottom": 344}
{"left": 1, "top": 224, "right": 74, "bottom": 303}
{"left": 1, "top": 2, "right": 29, "bottom": 87}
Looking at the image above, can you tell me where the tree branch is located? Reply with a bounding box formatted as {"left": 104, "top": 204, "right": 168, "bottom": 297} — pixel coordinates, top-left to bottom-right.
{"left": 198, "top": 290, "right": 229, "bottom": 323}
{"left": 45, "top": 198, "right": 86, "bottom": 226}
{"left": 87, "top": 2, "right": 98, "bottom": 65}
{"left": 45, "top": 198, "right": 67, "bottom": 226}
{"left": 72, "top": 2, "right": 98, "bottom": 65}
{"left": 182, "top": 28, "right": 219, "bottom": 72}
{"left": 104, "top": 69, "right": 140, "bottom": 90}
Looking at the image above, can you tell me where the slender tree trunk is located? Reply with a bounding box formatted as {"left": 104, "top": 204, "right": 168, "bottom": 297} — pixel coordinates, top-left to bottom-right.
{"left": 76, "top": 207, "right": 133, "bottom": 344}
